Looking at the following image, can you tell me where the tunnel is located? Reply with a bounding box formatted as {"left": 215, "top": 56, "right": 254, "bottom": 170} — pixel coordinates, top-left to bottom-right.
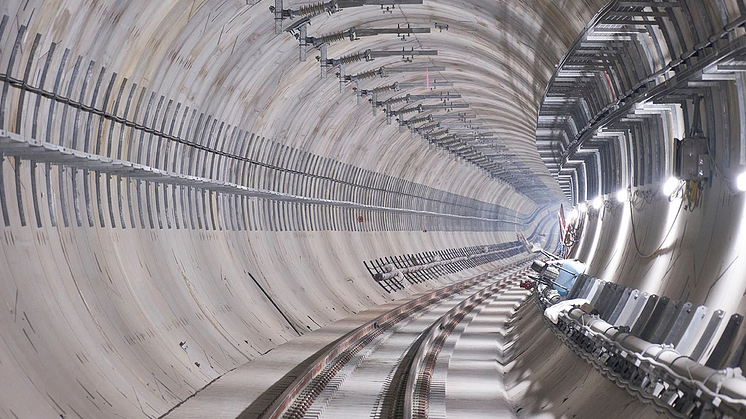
{"left": 1, "top": 0, "right": 746, "bottom": 418}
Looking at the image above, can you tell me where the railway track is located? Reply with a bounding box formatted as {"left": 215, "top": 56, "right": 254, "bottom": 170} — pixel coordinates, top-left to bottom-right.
{"left": 252, "top": 260, "right": 535, "bottom": 419}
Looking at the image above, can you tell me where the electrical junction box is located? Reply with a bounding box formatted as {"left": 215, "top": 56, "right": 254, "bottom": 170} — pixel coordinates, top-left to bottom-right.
{"left": 676, "top": 137, "right": 710, "bottom": 181}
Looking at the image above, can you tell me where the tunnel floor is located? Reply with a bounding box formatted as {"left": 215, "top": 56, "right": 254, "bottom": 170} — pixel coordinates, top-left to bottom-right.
{"left": 164, "top": 267, "right": 665, "bottom": 419}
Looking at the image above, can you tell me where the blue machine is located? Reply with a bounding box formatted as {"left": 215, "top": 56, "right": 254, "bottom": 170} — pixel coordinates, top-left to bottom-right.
{"left": 553, "top": 259, "right": 585, "bottom": 296}
{"left": 530, "top": 258, "right": 586, "bottom": 297}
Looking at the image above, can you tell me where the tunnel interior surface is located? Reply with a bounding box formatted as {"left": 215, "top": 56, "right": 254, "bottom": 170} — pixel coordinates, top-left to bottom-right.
{"left": 2, "top": 0, "right": 746, "bottom": 418}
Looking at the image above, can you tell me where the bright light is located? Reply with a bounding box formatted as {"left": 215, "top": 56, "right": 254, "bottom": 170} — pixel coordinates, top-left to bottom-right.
{"left": 566, "top": 208, "right": 578, "bottom": 222}
{"left": 616, "top": 189, "right": 629, "bottom": 203}
{"left": 737, "top": 172, "right": 746, "bottom": 192}
{"left": 578, "top": 202, "right": 587, "bottom": 212}
{"left": 662, "top": 176, "right": 681, "bottom": 196}
{"left": 592, "top": 197, "right": 603, "bottom": 210}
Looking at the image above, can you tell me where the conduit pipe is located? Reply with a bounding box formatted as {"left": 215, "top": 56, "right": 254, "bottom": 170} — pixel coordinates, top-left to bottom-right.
{"left": 566, "top": 308, "right": 746, "bottom": 411}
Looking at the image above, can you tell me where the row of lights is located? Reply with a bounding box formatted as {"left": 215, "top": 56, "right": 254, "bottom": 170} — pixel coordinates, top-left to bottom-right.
{"left": 565, "top": 187, "right": 630, "bottom": 223}
{"left": 566, "top": 196, "right": 603, "bottom": 222}
{"left": 659, "top": 172, "right": 746, "bottom": 195}
{"left": 567, "top": 172, "right": 746, "bottom": 223}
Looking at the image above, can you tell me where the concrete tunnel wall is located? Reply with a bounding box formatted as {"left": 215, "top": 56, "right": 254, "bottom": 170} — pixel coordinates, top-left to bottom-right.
{"left": 571, "top": 176, "right": 746, "bottom": 368}
{"left": 0, "top": 0, "right": 674, "bottom": 418}
{"left": 557, "top": 0, "right": 746, "bottom": 363}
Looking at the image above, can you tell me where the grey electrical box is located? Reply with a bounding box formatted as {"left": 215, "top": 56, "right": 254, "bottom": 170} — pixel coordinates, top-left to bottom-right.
{"left": 677, "top": 137, "right": 710, "bottom": 181}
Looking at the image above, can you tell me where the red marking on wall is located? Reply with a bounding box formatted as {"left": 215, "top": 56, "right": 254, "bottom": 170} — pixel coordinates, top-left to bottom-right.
{"left": 603, "top": 71, "right": 614, "bottom": 98}
{"left": 358, "top": 216, "right": 364, "bottom": 223}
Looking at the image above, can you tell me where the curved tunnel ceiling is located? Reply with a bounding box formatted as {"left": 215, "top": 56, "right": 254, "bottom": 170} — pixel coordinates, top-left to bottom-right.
{"left": 2, "top": 0, "right": 609, "bottom": 210}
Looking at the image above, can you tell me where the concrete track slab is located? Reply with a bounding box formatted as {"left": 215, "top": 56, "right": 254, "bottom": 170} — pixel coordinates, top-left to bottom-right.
{"left": 163, "top": 296, "right": 414, "bottom": 419}
{"left": 443, "top": 289, "right": 528, "bottom": 419}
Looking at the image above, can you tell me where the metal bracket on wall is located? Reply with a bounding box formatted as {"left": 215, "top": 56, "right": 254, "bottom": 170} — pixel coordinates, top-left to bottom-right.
{"left": 294, "top": 24, "right": 431, "bottom": 61}
{"left": 271, "top": 0, "right": 424, "bottom": 34}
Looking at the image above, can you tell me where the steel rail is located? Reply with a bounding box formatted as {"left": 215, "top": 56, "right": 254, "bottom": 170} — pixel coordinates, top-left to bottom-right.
{"left": 253, "top": 260, "right": 533, "bottom": 419}
{"left": 404, "top": 273, "right": 523, "bottom": 419}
